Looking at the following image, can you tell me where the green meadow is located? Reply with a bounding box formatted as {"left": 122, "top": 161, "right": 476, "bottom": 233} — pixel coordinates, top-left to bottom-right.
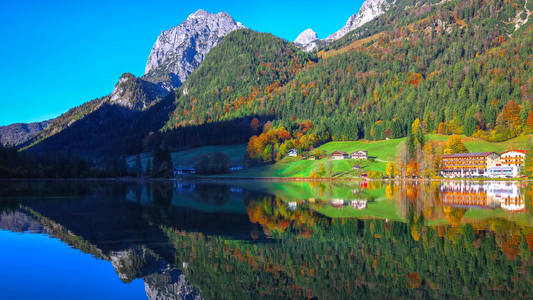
{"left": 127, "top": 134, "right": 533, "bottom": 178}
{"left": 229, "top": 134, "right": 533, "bottom": 178}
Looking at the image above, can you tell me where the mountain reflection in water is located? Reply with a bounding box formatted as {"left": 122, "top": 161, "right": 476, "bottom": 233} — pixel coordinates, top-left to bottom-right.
{"left": 0, "top": 180, "right": 532, "bottom": 299}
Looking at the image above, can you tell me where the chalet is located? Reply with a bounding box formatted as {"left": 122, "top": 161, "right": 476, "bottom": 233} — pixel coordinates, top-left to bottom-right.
{"left": 330, "top": 151, "right": 348, "bottom": 160}
{"left": 500, "top": 150, "right": 527, "bottom": 168}
{"left": 287, "top": 149, "right": 298, "bottom": 157}
{"left": 350, "top": 150, "right": 368, "bottom": 160}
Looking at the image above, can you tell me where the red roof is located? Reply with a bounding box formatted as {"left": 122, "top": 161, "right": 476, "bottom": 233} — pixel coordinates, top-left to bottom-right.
{"left": 330, "top": 151, "right": 348, "bottom": 156}
{"left": 500, "top": 149, "right": 528, "bottom": 155}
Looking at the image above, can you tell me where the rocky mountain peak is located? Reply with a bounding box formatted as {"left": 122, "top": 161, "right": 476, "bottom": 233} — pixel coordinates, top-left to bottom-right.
{"left": 326, "top": 0, "right": 394, "bottom": 42}
{"left": 294, "top": 28, "right": 320, "bottom": 52}
{"left": 187, "top": 9, "right": 209, "bottom": 19}
{"left": 294, "top": 28, "right": 318, "bottom": 45}
{"left": 108, "top": 73, "right": 167, "bottom": 111}
{"left": 143, "top": 9, "right": 245, "bottom": 91}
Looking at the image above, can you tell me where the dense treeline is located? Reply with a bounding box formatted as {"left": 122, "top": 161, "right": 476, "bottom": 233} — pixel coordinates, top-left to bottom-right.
{"left": 160, "top": 0, "right": 533, "bottom": 154}
{"left": 163, "top": 29, "right": 317, "bottom": 130}
{"left": 0, "top": 145, "right": 130, "bottom": 178}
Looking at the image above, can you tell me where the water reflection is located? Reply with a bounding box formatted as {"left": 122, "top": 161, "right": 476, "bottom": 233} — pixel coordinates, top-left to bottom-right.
{"left": 0, "top": 180, "right": 532, "bottom": 298}
{"left": 441, "top": 181, "right": 525, "bottom": 212}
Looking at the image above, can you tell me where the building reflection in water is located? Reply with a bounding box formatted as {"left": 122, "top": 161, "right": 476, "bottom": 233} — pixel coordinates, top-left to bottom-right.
{"left": 440, "top": 181, "right": 525, "bottom": 212}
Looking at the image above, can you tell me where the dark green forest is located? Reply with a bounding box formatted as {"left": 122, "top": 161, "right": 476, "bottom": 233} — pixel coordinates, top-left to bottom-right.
{"left": 160, "top": 0, "right": 533, "bottom": 149}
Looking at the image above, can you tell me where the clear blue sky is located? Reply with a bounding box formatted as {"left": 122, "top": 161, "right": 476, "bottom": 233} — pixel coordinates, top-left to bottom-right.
{"left": 0, "top": 0, "right": 364, "bottom": 126}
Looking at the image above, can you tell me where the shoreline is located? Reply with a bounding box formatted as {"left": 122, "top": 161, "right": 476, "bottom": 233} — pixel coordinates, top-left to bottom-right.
{"left": 0, "top": 176, "right": 529, "bottom": 183}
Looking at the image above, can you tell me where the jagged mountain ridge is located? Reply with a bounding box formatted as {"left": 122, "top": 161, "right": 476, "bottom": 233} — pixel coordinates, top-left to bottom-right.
{"left": 325, "top": 0, "right": 394, "bottom": 42}
{"left": 143, "top": 9, "right": 245, "bottom": 90}
{"left": 294, "top": 0, "right": 394, "bottom": 52}
{"left": 0, "top": 120, "right": 51, "bottom": 147}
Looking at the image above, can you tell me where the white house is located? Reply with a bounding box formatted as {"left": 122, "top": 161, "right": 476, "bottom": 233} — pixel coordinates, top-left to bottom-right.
{"left": 350, "top": 151, "right": 368, "bottom": 160}
{"left": 330, "top": 151, "right": 348, "bottom": 160}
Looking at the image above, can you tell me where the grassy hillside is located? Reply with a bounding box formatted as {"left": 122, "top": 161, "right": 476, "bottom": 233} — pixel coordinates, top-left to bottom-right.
{"left": 126, "top": 144, "right": 246, "bottom": 170}
{"left": 171, "top": 144, "right": 246, "bottom": 167}
{"left": 462, "top": 135, "right": 533, "bottom": 153}
{"left": 228, "top": 134, "right": 533, "bottom": 178}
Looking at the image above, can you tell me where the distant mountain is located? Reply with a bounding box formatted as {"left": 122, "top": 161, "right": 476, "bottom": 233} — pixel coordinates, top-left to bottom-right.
{"left": 0, "top": 120, "right": 51, "bottom": 147}
{"left": 293, "top": 0, "right": 394, "bottom": 51}
{"left": 143, "top": 9, "right": 245, "bottom": 90}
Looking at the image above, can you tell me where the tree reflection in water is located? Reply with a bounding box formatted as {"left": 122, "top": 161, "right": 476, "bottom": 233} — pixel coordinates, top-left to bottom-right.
{"left": 0, "top": 180, "right": 532, "bottom": 299}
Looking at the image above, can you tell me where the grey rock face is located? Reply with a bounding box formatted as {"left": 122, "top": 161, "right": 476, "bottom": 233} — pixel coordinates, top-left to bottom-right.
{"left": 0, "top": 210, "right": 44, "bottom": 233}
{"left": 144, "top": 267, "right": 203, "bottom": 300}
{"left": 110, "top": 247, "right": 166, "bottom": 283}
{"left": 143, "top": 9, "right": 245, "bottom": 90}
{"left": 0, "top": 120, "right": 51, "bottom": 147}
{"left": 110, "top": 247, "right": 202, "bottom": 300}
{"left": 294, "top": 28, "right": 320, "bottom": 52}
{"left": 107, "top": 73, "right": 168, "bottom": 111}
{"left": 326, "top": 0, "right": 394, "bottom": 42}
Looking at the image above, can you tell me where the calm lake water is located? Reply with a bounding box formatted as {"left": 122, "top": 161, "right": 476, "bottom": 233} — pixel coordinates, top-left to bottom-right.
{"left": 0, "top": 180, "right": 532, "bottom": 299}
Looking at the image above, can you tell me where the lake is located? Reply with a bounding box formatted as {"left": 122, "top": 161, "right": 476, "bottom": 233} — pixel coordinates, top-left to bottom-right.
{"left": 0, "top": 180, "right": 532, "bottom": 299}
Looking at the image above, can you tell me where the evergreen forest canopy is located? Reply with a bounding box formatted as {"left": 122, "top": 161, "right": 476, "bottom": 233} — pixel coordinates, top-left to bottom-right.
{"left": 155, "top": 0, "right": 533, "bottom": 157}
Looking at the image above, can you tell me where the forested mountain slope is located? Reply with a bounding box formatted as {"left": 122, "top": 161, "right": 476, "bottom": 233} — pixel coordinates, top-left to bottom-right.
{"left": 152, "top": 29, "right": 317, "bottom": 149}
{"left": 0, "top": 120, "right": 51, "bottom": 147}
{"left": 25, "top": 74, "right": 173, "bottom": 156}
{"left": 22, "top": 10, "right": 243, "bottom": 157}
{"left": 21, "top": 0, "right": 533, "bottom": 159}
{"left": 159, "top": 0, "right": 533, "bottom": 149}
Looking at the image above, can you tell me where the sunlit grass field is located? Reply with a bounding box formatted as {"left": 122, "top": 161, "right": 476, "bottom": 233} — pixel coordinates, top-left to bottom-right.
{"left": 228, "top": 134, "right": 533, "bottom": 178}
{"left": 127, "top": 134, "right": 533, "bottom": 178}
